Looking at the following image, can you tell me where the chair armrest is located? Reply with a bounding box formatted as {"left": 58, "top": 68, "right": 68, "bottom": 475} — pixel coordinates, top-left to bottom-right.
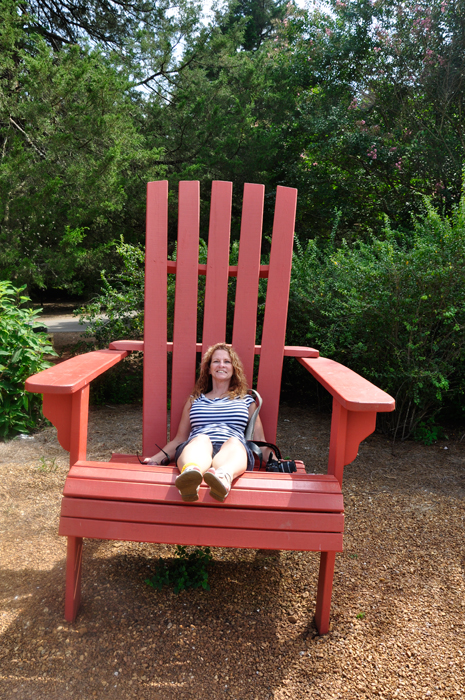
{"left": 298, "top": 356, "right": 395, "bottom": 412}
{"left": 299, "top": 356, "right": 395, "bottom": 485}
{"left": 25, "top": 349, "right": 128, "bottom": 465}
{"left": 25, "top": 349, "right": 128, "bottom": 395}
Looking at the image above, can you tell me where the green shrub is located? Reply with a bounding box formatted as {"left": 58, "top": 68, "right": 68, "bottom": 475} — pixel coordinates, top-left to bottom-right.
{"left": 145, "top": 545, "right": 213, "bottom": 594}
{"left": 0, "top": 281, "right": 56, "bottom": 438}
{"left": 287, "top": 194, "right": 465, "bottom": 438}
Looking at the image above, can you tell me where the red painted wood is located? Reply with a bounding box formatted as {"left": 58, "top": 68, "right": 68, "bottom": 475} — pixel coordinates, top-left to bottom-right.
{"left": 202, "top": 181, "right": 233, "bottom": 352}
{"left": 232, "top": 183, "right": 264, "bottom": 384}
{"left": 60, "top": 498, "right": 344, "bottom": 533}
{"left": 69, "top": 462, "right": 342, "bottom": 493}
{"left": 314, "top": 551, "right": 336, "bottom": 635}
{"left": 59, "top": 517, "right": 343, "bottom": 553}
{"left": 25, "top": 349, "right": 128, "bottom": 394}
{"left": 69, "top": 386, "right": 89, "bottom": 466}
{"left": 109, "top": 340, "right": 319, "bottom": 358}
{"left": 170, "top": 181, "right": 200, "bottom": 440}
{"left": 42, "top": 394, "right": 72, "bottom": 452}
{"left": 167, "top": 261, "right": 271, "bottom": 278}
{"left": 143, "top": 180, "right": 169, "bottom": 456}
{"left": 257, "top": 186, "right": 298, "bottom": 442}
{"left": 62, "top": 477, "right": 343, "bottom": 512}
{"left": 327, "top": 400, "right": 347, "bottom": 486}
{"left": 25, "top": 179, "right": 399, "bottom": 634}
{"left": 299, "top": 357, "right": 395, "bottom": 412}
{"left": 64, "top": 536, "right": 82, "bottom": 623}
{"left": 345, "top": 410, "right": 377, "bottom": 465}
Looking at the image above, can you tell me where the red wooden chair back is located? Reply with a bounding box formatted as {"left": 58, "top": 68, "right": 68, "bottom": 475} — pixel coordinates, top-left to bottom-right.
{"left": 142, "top": 180, "right": 297, "bottom": 457}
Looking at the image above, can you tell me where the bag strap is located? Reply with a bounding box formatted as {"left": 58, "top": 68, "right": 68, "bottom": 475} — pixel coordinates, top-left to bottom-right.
{"left": 244, "top": 390, "right": 282, "bottom": 469}
{"left": 244, "top": 389, "right": 262, "bottom": 440}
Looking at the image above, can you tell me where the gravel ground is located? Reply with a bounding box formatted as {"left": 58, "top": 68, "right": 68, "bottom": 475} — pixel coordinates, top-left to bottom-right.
{"left": 1, "top": 403, "right": 464, "bottom": 700}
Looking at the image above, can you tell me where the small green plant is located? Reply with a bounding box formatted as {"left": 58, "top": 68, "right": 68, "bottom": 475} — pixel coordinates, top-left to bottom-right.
{"left": 37, "top": 456, "right": 59, "bottom": 473}
{"left": 349, "top": 553, "right": 358, "bottom": 559}
{"left": 413, "top": 418, "right": 447, "bottom": 445}
{"left": 356, "top": 612, "right": 365, "bottom": 620}
{"left": 0, "top": 282, "right": 56, "bottom": 438}
{"left": 145, "top": 545, "right": 213, "bottom": 594}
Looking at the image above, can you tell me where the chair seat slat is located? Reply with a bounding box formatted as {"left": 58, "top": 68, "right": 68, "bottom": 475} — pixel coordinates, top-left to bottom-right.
{"left": 63, "top": 478, "right": 343, "bottom": 512}
{"left": 59, "top": 517, "right": 343, "bottom": 552}
{"left": 61, "top": 497, "right": 344, "bottom": 532}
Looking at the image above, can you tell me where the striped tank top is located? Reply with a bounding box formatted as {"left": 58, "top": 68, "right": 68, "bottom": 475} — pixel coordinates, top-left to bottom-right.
{"left": 188, "top": 393, "right": 255, "bottom": 447}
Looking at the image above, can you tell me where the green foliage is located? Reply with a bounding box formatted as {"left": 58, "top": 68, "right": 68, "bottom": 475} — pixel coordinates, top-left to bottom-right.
{"left": 145, "top": 546, "right": 213, "bottom": 594}
{"left": 267, "top": 0, "right": 465, "bottom": 239}
{"left": 287, "top": 192, "right": 465, "bottom": 437}
{"left": 413, "top": 418, "right": 447, "bottom": 446}
{"left": 37, "top": 456, "right": 59, "bottom": 473}
{"left": 78, "top": 238, "right": 147, "bottom": 348}
{"left": 0, "top": 0, "right": 166, "bottom": 294}
{"left": 0, "top": 281, "right": 56, "bottom": 438}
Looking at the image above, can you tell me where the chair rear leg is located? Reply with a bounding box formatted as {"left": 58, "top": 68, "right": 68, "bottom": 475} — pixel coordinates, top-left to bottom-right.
{"left": 64, "top": 536, "right": 83, "bottom": 622}
{"left": 314, "top": 551, "right": 336, "bottom": 635}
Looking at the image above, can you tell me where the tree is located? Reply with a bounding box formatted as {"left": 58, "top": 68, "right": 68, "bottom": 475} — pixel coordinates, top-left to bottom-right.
{"left": 261, "top": 0, "right": 465, "bottom": 240}
{"left": 221, "top": 0, "right": 288, "bottom": 51}
{"left": 0, "top": 0, "right": 165, "bottom": 293}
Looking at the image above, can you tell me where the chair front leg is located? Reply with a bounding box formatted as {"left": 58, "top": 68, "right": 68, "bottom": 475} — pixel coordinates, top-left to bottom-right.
{"left": 314, "top": 551, "right": 336, "bottom": 635}
{"left": 64, "top": 536, "right": 83, "bottom": 622}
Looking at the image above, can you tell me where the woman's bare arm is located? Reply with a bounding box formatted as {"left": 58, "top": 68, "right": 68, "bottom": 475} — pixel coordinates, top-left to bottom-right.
{"left": 144, "top": 397, "right": 193, "bottom": 464}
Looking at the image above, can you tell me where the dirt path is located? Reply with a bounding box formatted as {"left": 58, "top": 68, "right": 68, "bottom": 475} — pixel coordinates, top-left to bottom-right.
{"left": 1, "top": 404, "right": 464, "bottom": 699}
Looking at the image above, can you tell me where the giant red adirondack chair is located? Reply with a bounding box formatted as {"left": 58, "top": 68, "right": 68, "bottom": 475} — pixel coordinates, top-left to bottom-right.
{"left": 26, "top": 181, "right": 395, "bottom": 634}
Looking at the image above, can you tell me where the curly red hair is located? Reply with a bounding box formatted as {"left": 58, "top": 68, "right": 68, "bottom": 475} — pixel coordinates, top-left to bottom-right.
{"left": 192, "top": 343, "right": 249, "bottom": 399}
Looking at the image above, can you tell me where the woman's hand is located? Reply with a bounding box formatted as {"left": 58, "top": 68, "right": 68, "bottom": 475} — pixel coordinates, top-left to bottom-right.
{"left": 143, "top": 397, "right": 193, "bottom": 465}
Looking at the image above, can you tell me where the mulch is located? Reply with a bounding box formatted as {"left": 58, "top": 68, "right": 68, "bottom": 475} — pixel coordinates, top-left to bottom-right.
{"left": 0, "top": 403, "right": 464, "bottom": 699}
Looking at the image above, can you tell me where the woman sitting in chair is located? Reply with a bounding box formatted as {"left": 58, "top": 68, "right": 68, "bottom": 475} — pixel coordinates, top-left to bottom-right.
{"left": 145, "top": 343, "right": 267, "bottom": 502}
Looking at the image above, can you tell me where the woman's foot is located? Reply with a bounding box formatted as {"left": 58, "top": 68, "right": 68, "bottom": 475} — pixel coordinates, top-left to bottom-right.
{"left": 203, "top": 468, "right": 232, "bottom": 502}
{"left": 175, "top": 466, "right": 203, "bottom": 502}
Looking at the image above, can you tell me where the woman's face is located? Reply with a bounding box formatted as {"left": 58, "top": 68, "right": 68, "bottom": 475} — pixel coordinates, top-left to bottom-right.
{"left": 209, "top": 349, "right": 234, "bottom": 383}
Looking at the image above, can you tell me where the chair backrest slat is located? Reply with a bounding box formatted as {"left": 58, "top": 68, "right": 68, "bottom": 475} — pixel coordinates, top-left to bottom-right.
{"left": 143, "top": 181, "right": 169, "bottom": 455}
{"left": 142, "top": 180, "right": 297, "bottom": 455}
{"left": 232, "top": 183, "right": 265, "bottom": 386}
{"left": 170, "top": 181, "right": 201, "bottom": 439}
{"left": 202, "top": 181, "right": 233, "bottom": 353}
{"left": 257, "top": 185, "right": 297, "bottom": 442}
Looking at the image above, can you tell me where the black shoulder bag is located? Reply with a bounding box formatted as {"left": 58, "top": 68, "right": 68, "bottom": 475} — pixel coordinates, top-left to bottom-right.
{"left": 245, "top": 390, "right": 296, "bottom": 473}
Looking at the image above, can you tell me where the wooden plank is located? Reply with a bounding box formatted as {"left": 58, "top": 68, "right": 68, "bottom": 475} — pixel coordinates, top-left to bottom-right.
{"left": 64, "top": 536, "right": 83, "bottom": 623}
{"left": 314, "top": 551, "right": 336, "bottom": 635}
{"left": 60, "top": 498, "right": 344, "bottom": 533}
{"left": 69, "top": 462, "right": 342, "bottom": 493}
{"left": 257, "top": 186, "right": 298, "bottom": 442}
{"left": 62, "top": 478, "right": 343, "bottom": 512}
{"left": 166, "top": 262, "right": 271, "bottom": 278}
{"left": 170, "top": 181, "right": 200, "bottom": 439}
{"left": 25, "top": 349, "right": 128, "bottom": 394}
{"left": 299, "top": 357, "right": 395, "bottom": 412}
{"left": 109, "top": 340, "right": 319, "bottom": 358}
{"left": 69, "top": 386, "right": 90, "bottom": 466}
{"left": 104, "top": 456, "right": 311, "bottom": 476}
{"left": 232, "top": 183, "right": 264, "bottom": 385}
{"left": 143, "top": 181, "right": 169, "bottom": 456}
{"left": 59, "top": 517, "right": 343, "bottom": 552}
{"left": 202, "top": 181, "right": 233, "bottom": 352}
